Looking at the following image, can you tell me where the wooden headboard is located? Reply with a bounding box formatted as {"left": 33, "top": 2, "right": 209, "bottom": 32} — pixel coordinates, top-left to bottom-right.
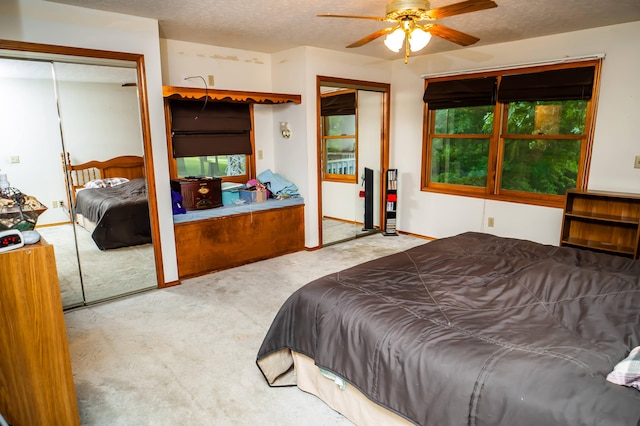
{"left": 61, "top": 152, "right": 146, "bottom": 203}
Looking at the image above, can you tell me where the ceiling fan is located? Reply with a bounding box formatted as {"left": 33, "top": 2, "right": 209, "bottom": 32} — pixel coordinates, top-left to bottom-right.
{"left": 318, "top": 0, "right": 497, "bottom": 63}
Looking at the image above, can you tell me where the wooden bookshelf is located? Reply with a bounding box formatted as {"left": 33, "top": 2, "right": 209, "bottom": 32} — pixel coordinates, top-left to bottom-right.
{"left": 560, "top": 189, "right": 640, "bottom": 259}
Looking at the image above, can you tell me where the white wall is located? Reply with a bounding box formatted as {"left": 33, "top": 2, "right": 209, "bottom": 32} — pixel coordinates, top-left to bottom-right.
{"left": 1, "top": 0, "right": 178, "bottom": 283}
{"left": 160, "top": 39, "right": 280, "bottom": 187}
{"left": 58, "top": 81, "right": 144, "bottom": 164}
{"left": 390, "top": 21, "right": 640, "bottom": 245}
{"left": 272, "top": 46, "right": 392, "bottom": 247}
{"left": 0, "top": 77, "right": 67, "bottom": 225}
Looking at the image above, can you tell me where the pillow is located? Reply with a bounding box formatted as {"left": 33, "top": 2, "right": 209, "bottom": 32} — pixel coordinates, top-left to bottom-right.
{"left": 84, "top": 177, "right": 129, "bottom": 189}
{"left": 606, "top": 346, "right": 640, "bottom": 390}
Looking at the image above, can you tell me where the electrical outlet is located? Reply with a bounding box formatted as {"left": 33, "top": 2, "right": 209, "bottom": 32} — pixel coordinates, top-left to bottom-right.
{"left": 635, "top": 156, "right": 640, "bottom": 169}
{"left": 207, "top": 74, "right": 215, "bottom": 86}
{"left": 9, "top": 155, "right": 19, "bottom": 163}
{"left": 52, "top": 200, "right": 59, "bottom": 208}
{"left": 258, "top": 150, "right": 263, "bottom": 160}
{"left": 59, "top": 200, "right": 65, "bottom": 208}
{"left": 487, "top": 217, "right": 495, "bottom": 227}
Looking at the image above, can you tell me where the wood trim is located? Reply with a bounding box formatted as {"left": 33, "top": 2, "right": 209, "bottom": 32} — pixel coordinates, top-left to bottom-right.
{"left": 0, "top": 39, "right": 140, "bottom": 62}
{"left": 397, "top": 230, "right": 436, "bottom": 241}
{"left": 381, "top": 84, "right": 391, "bottom": 228}
{"left": 163, "top": 86, "right": 301, "bottom": 104}
{"left": 134, "top": 54, "right": 165, "bottom": 287}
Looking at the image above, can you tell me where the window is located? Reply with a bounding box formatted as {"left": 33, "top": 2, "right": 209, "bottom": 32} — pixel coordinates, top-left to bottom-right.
{"left": 177, "top": 155, "right": 247, "bottom": 180}
{"left": 422, "top": 60, "right": 601, "bottom": 208}
{"left": 168, "top": 100, "right": 255, "bottom": 183}
{"left": 321, "top": 90, "right": 357, "bottom": 183}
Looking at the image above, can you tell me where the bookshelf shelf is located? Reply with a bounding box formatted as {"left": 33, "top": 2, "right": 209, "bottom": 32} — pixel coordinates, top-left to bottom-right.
{"left": 560, "top": 189, "right": 640, "bottom": 259}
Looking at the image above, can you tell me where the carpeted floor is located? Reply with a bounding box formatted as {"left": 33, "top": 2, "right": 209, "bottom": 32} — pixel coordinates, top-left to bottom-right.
{"left": 37, "top": 224, "right": 157, "bottom": 308}
{"left": 322, "top": 217, "right": 378, "bottom": 245}
{"left": 64, "top": 233, "right": 427, "bottom": 425}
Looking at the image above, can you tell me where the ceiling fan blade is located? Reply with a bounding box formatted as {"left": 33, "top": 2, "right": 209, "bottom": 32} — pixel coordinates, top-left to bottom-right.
{"left": 427, "top": 24, "right": 480, "bottom": 46}
{"left": 346, "top": 27, "right": 398, "bottom": 48}
{"left": 424, "top": 0, "right": 497, "bottom": 20}
{"left": 317, "top": 13, "right": 388, "bottom": 21}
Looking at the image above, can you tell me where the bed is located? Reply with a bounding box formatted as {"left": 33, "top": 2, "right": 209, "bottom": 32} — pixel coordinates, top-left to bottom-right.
{"left": 256, "top": 232, "right": 640, "bottom": 425}
{"left": 61, "top": 153, "right": 152, "bottom": 250}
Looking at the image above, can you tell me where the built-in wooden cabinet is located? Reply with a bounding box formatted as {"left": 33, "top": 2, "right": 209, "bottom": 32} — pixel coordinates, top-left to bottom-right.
{"left": 560, "top": 189, "right": 640, "bottom": 259}
{"left": 174, "top": 204, "right": 305, "bottom": 278}
{"left": 0, "top": 240, "right": 80, "bottom": 425}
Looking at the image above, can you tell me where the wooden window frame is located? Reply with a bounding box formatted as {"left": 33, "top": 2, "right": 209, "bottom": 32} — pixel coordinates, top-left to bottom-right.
{"left": 321, "top": 90, "right": 358, "bottom": 184}
{"left": 421, "top": 60, "right": 602, "bottom": 209}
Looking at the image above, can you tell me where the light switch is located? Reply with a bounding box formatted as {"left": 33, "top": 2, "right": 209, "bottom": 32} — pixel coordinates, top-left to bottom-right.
{"left": 258, "top": 150, "right": 263, "bottom": 160}
{"left": 635, "top": 156, "right": 640, "bottom": 169}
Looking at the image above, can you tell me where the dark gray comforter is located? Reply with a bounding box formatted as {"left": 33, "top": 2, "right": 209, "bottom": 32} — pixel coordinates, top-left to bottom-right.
{"left": 256, "top": 232, "right": 640, "bottom": 425}
{"left": 75, "top": 178, "right": 151, "bottom": 250}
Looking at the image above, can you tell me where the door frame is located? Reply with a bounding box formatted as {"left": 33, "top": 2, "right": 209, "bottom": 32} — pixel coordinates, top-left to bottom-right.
{"left": 316, "top": 76, "right": 391, "bottom": 247}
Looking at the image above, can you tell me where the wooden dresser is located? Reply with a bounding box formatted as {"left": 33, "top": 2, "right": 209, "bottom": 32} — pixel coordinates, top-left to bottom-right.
{"left": 0, "top": 240, "right": 80, "bottom": 425}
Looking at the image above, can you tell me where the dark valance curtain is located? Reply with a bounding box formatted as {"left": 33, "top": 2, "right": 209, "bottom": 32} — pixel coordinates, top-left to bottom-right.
{"left": 170, "top": 100, "right": 252, "bottom": 157}
{"left": 172, "top": 133, "right": 252, "bottom": 157}
{"left": 423, "top": 77, "right": 497, "bottom": 110}
{"left": 321, "top": 92, "right": 356, "bottom": 116}
{"left": 497, "top": 66, "right": 595, "bottom": 102}
{"left": 170, "top": 101, "right": 251, "bottom": 132}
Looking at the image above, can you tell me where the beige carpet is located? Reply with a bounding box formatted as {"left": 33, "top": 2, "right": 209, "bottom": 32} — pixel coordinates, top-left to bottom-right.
{"left": 322, "top": 217, "right": 378, "bottom": 245}
{"left": 64, "top": 233, "right": 427, "bottom": 425}
{"left": 37, "top": 224, "right": 157, "bottom": 308}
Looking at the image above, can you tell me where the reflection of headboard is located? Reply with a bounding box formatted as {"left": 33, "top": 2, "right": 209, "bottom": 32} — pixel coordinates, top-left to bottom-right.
{"left": 61, "top": 152, "right": 145, "bottom": 204}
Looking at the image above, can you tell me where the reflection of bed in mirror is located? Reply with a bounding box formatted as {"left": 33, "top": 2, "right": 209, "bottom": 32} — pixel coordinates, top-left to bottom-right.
{"left": 61, "top": 153, "right": 151, "bottom": 250}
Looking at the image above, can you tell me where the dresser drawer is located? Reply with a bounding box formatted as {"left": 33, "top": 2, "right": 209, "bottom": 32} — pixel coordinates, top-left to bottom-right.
{"left": 170, "top": 178, "right": 222, "bottom": 210}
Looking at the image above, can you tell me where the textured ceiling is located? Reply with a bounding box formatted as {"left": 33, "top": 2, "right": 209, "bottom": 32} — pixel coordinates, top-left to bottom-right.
{"left": 44, "top": 0, "right": 640, "bottom": 61}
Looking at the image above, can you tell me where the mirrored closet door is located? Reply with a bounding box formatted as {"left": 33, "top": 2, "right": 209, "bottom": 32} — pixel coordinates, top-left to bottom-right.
{"left": 319, "top": 79, "right": 388, "bottom": 246}
{"left": 0, "top": 51, "right": 158, "bottom": 309}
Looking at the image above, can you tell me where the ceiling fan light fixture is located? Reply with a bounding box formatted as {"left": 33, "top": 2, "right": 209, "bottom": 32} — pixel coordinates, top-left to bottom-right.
{"left": 409, "top": 27, "right": 432, "bottom": 52}
{"left": 384, "top": 28, "right": 405, "bottom": 52}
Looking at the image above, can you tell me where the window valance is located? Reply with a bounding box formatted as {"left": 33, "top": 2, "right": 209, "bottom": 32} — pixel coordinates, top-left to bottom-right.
{"left": 423, "top": 77, "right": 497, "bottom": 110}
{"left": 321, "top": 92, "right": 356, "bottom": 116}
{"left": 172, "top": 133, "right": 252, "bottom": 157}
{"left": 497, "top": 66, "right": 595, "bottom": 102}
{"left": 170, "top": 101, "right": 252, "bottom": 158}
{"left": 423, "top": 65, "right": 596, "bottom": 109}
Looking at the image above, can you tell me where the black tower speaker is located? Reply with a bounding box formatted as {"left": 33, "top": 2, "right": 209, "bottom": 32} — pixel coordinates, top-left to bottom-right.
{"left": 363, "top": 167, "right": 374, "bottom": 230}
